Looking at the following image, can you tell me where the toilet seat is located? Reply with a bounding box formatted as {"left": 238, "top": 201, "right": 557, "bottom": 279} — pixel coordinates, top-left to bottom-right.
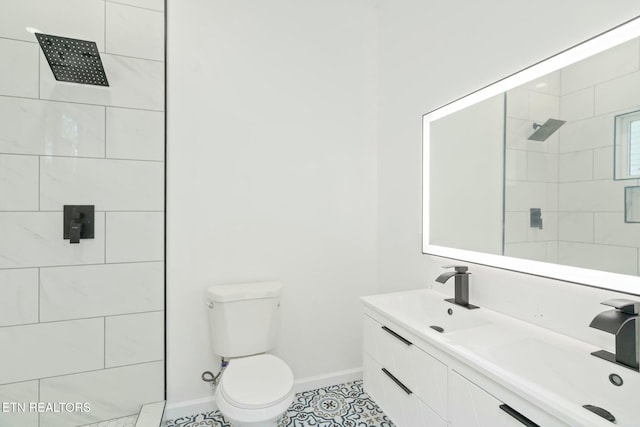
{"left": 219, "top": 354, "right": 294, "bottom": 410}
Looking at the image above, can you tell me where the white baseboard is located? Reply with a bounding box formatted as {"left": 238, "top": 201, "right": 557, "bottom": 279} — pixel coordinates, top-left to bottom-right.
{"left": 164, "top": 367, "right": 363, "bottom": 420}
{"left": 293, "top": 367, "right": 363, "bottom": 393}
{"left": 165, "top": 395, "right": 217, "bottom": 421}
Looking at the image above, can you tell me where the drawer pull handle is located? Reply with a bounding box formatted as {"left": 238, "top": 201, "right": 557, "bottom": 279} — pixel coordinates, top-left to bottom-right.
{"left": 499, "top": 404, "right": 540, "bottom": 427}
{"left": 381, "top": 368, "right": 413, "bottom": 395}
{"left": 381, "top": 326, "right": 413, "bottom": 346}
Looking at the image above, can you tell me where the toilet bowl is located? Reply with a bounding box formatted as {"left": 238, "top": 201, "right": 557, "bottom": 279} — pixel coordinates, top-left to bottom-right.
{"left": 206, "top": 282, "right": 294, "bottom": 426}
{"left": 215, "top": 354, "right": 295, "bottom": 427}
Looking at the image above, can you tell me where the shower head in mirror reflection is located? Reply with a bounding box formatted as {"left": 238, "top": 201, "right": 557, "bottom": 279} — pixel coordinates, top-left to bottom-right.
{"left": 528, "top": 118, "right": 566, "bottom": 141}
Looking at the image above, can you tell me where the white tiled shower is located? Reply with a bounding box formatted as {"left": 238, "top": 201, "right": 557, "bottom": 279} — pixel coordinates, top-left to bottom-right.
{"left": 0, "top": 0, "right": 165, "bottom": 426}
{"left": 504, "top": 36, "right": 640, "bottom": 275}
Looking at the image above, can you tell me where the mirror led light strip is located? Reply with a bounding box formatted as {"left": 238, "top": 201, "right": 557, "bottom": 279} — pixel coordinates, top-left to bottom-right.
{"left": 422, "top": 16, "right": 640, "bottom": 295}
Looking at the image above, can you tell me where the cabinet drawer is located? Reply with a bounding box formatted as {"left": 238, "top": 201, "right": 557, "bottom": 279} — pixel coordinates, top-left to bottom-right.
{"left": 451, "top": 371, "right": 540, "bottom": 427}
{"left": 363, "top": 315, "right": 448, "bottom": 418}
{"left": 363, "top": 353, "right": 447, "bottom": 427}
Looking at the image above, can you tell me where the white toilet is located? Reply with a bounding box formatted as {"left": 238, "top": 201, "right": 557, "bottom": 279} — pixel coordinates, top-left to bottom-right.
{"left": 206, "top": 281, "right": 295, "bottom": 427}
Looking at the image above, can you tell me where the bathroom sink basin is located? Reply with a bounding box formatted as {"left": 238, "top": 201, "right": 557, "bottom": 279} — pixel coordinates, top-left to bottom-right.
{"left": 362, "top": 289, "right": 491, "bottom": 335}
{"left": 480, "top": 336, "right": 640, "bottom": 426}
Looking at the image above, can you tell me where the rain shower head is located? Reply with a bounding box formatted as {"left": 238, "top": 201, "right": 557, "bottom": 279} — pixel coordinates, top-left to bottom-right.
{"left": 35, "top": 33, "right": 109, "bottom": 86}
{"left": 528, "top": 118, "right": 566, "bottom": 142}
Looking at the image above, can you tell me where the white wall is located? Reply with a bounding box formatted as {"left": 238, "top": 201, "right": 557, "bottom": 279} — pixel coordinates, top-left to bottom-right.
{"left": 377, "top": 0, "right": 640, "bottom": 343}
{"left": 166, "top": 0, "right": 378, "bottom": 407}
{"left": 166, "top": 0, "right": 640, "bottom": 413}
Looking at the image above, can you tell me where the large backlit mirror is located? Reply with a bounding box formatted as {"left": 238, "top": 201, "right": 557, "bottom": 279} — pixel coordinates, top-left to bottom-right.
{"left": 423, "top": 16, "right": 640, "bottom": 295}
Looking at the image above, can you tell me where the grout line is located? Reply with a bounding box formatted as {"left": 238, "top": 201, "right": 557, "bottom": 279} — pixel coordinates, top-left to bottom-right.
{"left": 0, "top": 151, "right": 164, "bottom": 163}
{"left": 106, "top": 0, "right": 164, "bottom": 13}
{"left": 0, "top": 36, "right": 157, "bottom": 64}
{"left": 104, "top": 107, "right": 108, "bottom": 159}
{"left": 38, "top": 153, "right": 164, "bottom": 163}
{"left": 37, "top": 268, "right": 41, "bottom": 323}
{"left": 96, "top": 50, "right": 165, "bottom": 64}
{"left": 104, "top": 213, "right": 108, "bottom": 264}
{"left": 0, "top": 93, "right": 164, "bottom": 113}
{"left": 0, "top": 35, "right": 39, "bottom": 44}
{"left": 0, "top": 210, "right": 163, "bottom": 214}
{"left": 38, "top": 156, "right": 41, "bottom": 211}
{"left": 37, "top": 379, "right": 41, "bottom": 426}
{"left": 0, "top": 150, "right": 164, "bottom": 164}
{"left": 0, "top": 260, "right": 164, "bottom": 272}
{"left": 0, "top": 310, "right": 164, "bottom": 330}
{"left": 0, "top": 360, "right": 165, "bottom": 387}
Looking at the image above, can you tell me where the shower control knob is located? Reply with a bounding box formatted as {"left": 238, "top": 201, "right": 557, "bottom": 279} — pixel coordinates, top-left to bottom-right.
{"left": 207, "top": 302, "right": 214, "bottom": 309}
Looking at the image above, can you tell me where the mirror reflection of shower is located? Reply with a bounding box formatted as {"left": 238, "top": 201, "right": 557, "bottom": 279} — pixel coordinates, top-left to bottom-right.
{"left": 528, "top": 118, "right": 566, "bottom": 141}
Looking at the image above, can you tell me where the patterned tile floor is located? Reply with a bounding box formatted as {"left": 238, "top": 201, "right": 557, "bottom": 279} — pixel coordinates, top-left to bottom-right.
{"left": 165, "top": 380, "right": 395, "bottom": 427}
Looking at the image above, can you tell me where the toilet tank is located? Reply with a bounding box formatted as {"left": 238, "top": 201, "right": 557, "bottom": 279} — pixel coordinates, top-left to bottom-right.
{"left": 207, "top": 281, "right": 283, "bottom": 358}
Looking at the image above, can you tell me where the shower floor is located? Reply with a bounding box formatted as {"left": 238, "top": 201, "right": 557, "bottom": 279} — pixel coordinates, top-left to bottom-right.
{"left": 80, "top": 414, "right": 138, "bottom": 427}
{"left": 165, "top": 380, "right": 394, "bottom": 427}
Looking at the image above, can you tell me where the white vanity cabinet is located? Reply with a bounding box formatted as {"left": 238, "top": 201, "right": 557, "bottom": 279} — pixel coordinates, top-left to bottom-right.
{"left": 362, "top": 311, "right": 572, "bottom": 427}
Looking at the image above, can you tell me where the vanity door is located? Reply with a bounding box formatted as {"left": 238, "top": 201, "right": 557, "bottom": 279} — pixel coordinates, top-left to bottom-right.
{"left": 362, "top": 315, "right": 447, "bottom": 427}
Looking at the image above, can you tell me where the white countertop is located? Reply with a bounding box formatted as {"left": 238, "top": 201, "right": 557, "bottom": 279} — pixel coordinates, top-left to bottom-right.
{"left": 362, "top": 288, "right": 640, "bottom": 427}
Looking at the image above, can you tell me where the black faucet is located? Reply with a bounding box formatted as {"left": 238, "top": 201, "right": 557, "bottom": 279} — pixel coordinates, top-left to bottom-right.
{"left": 435, "top": 266, "right": 479, "bottom": 310}
{"left": 589, "top": 299, "right": 639, "bottom": 372}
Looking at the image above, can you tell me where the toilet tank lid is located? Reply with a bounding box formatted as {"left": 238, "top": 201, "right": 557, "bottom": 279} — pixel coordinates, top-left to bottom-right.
{"left": 207, "top": 281, "right": 283, "bottom": 303}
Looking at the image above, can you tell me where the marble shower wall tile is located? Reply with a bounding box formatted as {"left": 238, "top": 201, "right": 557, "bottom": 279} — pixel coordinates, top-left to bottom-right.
{"left": 39, "top": 52, "right": 164, "bottom": 111}
{"left": 0, "top": 38, "right": 39, "bottom": 98}
{"left": 40, "top": 157, "right": 164, "bottom": 211}
{"left": 39, "top": 362, "right": 164, "bottom": 427}
{"left": 560, "top": 38, "right": 640, "bottom": 95}
{"left": 107, "top": 0, "right": 164, "bottom": 12}
{"left": 106, "top": 212, "right": 164, "bottom": 263}
{"left": 40, "top": 262, "right": 164, "bottom": 322}
{"left": 0, "top": 0, "right": 165, "bottom": 424}
{"left": 106, "top": 107, "right": 164, "bottom": 161}
{"left": 558, "top": 241, "right": 638, "bottom": 275}
{"left": 0, "top": 96, "right": 105, "bottom": 157}
{"left": 0, "top": 154, "right": 39, "bottom": 211}
{"left": 594, "top": 71, "right": 640, "bottom": 116}
{"left": 0, "top": 318, "right": 104, "bottom": 384}
{"left": 0, "top": 212, "right": 105, "bottom": 269}
{"left": 105, "top": 311, "right": 164, "bottom": 367}
{"left": 106, "top": 2, "right": 164, "bottom": 61}
{"left": 0, "top": 381, "right": 39, "bottom": 427}
{"left": 0, "top": 269, "right": 38, "bottom": 327}
{"left": 0, "top": 0, "right": 104, "bottom": 48}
